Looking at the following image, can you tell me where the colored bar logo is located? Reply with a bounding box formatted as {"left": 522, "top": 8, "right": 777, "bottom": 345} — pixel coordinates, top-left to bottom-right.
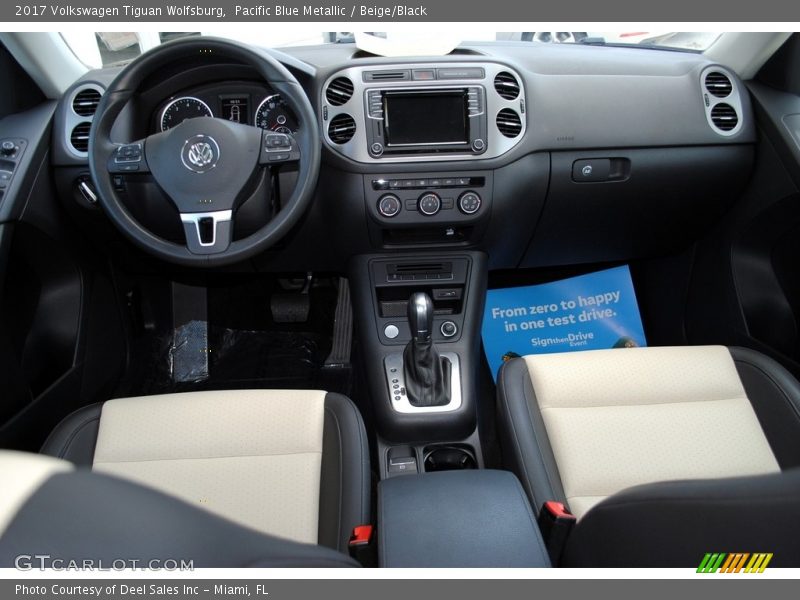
{"left": 697, "top": 553, "right": 773, "bottom": 573}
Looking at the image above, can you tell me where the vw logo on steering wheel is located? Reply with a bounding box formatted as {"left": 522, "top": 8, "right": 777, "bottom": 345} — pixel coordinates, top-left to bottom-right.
{"left": 181, "top": 135, "right": 220, "bottom": 173}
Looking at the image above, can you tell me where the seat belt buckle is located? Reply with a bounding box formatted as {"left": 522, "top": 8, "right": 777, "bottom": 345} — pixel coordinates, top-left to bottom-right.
{"left": 348, "top": 524, "right": 376, "bottom": 567}
{"left": 538, "top": 501, "right": 576, "bottom": 566}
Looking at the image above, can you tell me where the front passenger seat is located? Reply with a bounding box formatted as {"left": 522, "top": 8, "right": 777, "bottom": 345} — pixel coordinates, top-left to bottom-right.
{"left": 497, "top": 346, "right": 800, "bottom": 566}
{"left": 40, "top": 389, "right": 370, "bottom": 554}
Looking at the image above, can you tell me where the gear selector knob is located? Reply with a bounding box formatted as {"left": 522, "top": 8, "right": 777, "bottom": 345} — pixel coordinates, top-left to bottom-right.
{"left": 408, "top": 292, "right": 434, "bottom": 342}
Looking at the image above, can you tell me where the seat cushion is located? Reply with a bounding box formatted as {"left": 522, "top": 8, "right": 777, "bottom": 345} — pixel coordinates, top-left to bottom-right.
{"left": 498, "top": 346, "right": 783, "bottom": 518}
{"left": 41, "top": 390, "right": 369, "bottom": 552}
{"left": 0, "top": 451, "right": 358, "bottom": 568}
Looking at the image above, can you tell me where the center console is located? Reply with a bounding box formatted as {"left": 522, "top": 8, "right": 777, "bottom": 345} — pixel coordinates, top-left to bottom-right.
{"left": 349, "top": 251, "right": 487, "bottom": 479}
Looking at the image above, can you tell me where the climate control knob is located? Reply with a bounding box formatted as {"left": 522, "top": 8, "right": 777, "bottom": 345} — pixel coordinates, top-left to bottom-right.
{"left": 377, "top": 194, "right": 402, "bottom": 218}
{"left": 418, "top": 192, "right": 442, "bottom": 216}
{"left": 458, "top": 191, "right": 482, "bottom": 215}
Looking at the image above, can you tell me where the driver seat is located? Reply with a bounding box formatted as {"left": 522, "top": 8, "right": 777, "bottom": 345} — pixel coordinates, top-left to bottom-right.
{"left": 40, "top": 389, "right": 370, "bottom": 553}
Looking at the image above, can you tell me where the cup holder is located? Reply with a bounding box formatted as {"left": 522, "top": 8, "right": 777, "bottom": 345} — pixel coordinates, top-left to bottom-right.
{"left": 423, "top": 445, "right": 477, "bottom": 472}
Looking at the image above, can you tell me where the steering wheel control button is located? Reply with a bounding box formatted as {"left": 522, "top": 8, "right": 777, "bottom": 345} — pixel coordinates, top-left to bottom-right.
{"left": 114, "top": 143, "right": 143, "bottom": 163}
{"left": 440, "top": 321, "right": 458, "bottom": 338}
{"left": 418, "top": 192, "right": 442, "bottom": 216}
{"left": 384, "top": 324, "right": 400, "bottom": 339}
{"left": 370, "top": 142, "right": 384, "bottom": 156}
{"left": 458, "top": 191, "right": 482, "bottom": 214}
{"left": 265, "top": 133, "right": 292, "bottom": 150}
{"left": 378, "top": 194, "right": 402, "bottom": 218}
{"left": 180, "top": 135, "right": 220, "bottom": 174}
{"left": 268, "top": 153, "right": 291, "bottom": 162}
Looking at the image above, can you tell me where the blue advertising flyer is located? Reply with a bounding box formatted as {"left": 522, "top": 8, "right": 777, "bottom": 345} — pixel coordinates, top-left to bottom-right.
{"left": 481, "top": 266, "right": 647, "bottom": 380}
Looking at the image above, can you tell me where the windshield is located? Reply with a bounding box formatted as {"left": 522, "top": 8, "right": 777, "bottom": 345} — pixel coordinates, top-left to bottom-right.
{"left": 61, "top": 31, "right": 722, "bottom": 69}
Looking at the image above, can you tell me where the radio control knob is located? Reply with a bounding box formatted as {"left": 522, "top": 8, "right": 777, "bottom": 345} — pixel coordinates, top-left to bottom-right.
{"left": 458, "top": 191, "right": 482, "bottom": 215}
{"left": 472, "top": 138, "right": 486, "bottom": 152}
{"left": 418, "top": 192, "right": 441, "bottom": 216}
{"left": 370, "top": 142, "right": 384, "bottom": 156}
{"left": 377, "top": 194, "right": 402, "bottom": 217}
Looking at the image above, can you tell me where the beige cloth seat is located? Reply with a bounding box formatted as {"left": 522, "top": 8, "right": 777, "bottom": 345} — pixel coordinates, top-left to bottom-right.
{"left": 497, "top": 345, "right": 800, "bottom": 566}
{"left": 39, "top": 389, "right": 370, "bottom": 553}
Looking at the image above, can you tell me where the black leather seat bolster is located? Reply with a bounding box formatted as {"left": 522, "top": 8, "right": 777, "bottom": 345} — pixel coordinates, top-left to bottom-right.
{"left": 318, "top": 392, "right": 371, "bottom": 552}
{"left": 730, "top": 347, "right": 800, "bottom": 469}
{"left": 40, "top": 403, "right": 102, "bottom": 466}
{"left": 562, "top": 469, "right": 800, "bottom": 567}
{"left": 0, "top": 470, "right": 359, "bottom": 568}
{"left": 496, "top": 358, "right": 567, "bottom": 514}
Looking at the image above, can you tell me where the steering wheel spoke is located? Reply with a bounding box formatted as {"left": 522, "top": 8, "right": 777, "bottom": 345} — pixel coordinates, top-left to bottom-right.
{"left": 180, "top": 209, "right": 233, "bottom": 255}
{"left": 259, "top": 131, "right": 300, "bottom": 166}
{"left": 107, "top": 140, "right": 150, "bottom": 174}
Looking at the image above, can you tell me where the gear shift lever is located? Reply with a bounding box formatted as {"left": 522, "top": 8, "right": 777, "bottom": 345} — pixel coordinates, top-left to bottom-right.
{"left": 408, "top": 292, "right": 434, "bottom": 342}
{"left": 403, "top": 292, "right": 451, "bottom": 407}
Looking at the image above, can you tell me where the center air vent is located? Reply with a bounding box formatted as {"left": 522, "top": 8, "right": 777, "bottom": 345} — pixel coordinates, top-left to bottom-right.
{"left": 705, "top": 72, "right": 733, "bottom": 98}
{"left": 494, "top": 72, "right": 520, "bottom": 100}
{"left": 72, "top": 88, "right": 102, "bottom": 116}
{"left": 710, "top": 103, "right": 739, "bottom": 132}
{"left": 364, "top": 70, "right": 410, "bottom": 82}
{"left": 326, "top": 77, "right": 354, "bottom": 106}
{"left": 328, "top": 114, "right": 356, "bottom": 144}
{"left": 496, "top": 108, "right": 522, "bottom": 138}
{"left": 70, "top": 122, "right": 92, "bottom": 153}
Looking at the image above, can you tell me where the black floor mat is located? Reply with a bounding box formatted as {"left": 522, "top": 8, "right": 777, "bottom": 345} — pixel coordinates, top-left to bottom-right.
{"left": 114, "top": 279, "right": 351, "bottom": 398}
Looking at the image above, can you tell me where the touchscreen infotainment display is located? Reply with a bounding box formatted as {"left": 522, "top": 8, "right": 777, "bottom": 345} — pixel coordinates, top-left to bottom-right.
{"left": 384, "top": 91, "right": 468, "bottom": 146}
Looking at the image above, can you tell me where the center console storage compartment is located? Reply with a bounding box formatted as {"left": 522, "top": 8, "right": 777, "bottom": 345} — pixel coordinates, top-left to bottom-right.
{"left": 378, "top": 470, "right": 550, "bottom": 567}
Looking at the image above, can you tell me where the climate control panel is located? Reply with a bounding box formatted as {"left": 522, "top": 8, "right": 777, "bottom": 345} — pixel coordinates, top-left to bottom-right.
{"left": 365, "top": 171, "right": 492, "bottom": 227}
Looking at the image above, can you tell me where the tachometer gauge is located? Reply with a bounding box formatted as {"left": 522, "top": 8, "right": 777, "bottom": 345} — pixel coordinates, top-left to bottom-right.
{"left": 254, "top": 94, "right": 299, "bottom": 133}
{"left": 160, "top": 97, "right": 213, "bottom": 131}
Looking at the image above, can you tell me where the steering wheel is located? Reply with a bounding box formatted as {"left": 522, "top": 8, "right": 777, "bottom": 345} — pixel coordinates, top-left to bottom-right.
{"left": 88, "top": 37, "right": 320, "bottom": 266}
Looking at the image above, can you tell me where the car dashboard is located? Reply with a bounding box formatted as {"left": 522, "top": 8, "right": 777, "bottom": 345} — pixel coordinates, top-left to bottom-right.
{"left": 44, "top": 40, "right": 755, "bottom": 273}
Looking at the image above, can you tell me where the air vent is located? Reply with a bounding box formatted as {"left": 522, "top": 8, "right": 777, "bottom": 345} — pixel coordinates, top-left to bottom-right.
{"left": 494, "top": 72, "right": 520, "bottom": 100}
{"left": 328, "top": 114, "right": 356, "bottom": 144}
{"left": 70, "top": 122, "right": 91, "bottom": 153}
{"left": 710, "top": 103, "right": 739, "bottom": 132}
{"left": 364, "top": 70, "right": 410, "bottom": 81}
{"left": 72, "top": 87, "right": 102, "bottom": 116}
{"left": 496, "top": 109, "right": 522, "bottom": 138}
{"left": 325, "top": 77, "right": 354, "bottom": 106}
{"left": 705, "top": 72, "right": 733, "bottom": 98}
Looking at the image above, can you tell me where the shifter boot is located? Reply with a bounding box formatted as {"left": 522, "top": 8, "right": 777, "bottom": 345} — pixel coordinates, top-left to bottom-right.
{"left": 403, "top": 338, "right": 452, "bottom": 407}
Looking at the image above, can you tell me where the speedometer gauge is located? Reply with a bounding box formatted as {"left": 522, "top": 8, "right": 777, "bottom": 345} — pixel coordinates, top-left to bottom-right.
{"left": 160, "top": 97, "right": 213, "bottom": 131}
{"left": 254, "top": 94, "right": 299, "bottom": 133}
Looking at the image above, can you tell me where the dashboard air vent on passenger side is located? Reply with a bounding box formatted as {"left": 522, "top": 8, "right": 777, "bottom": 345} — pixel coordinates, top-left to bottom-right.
{"left": 704, "top": 71, "right": 733, "bottom": 98}
{"left": 328, "top": 114, "right": 356, "bottom": 144}
{"left": 72, "top": 88, "right": 102, "bottom": 116}
{"left": 326, "top": 77, "right": 354, "bottom": 106}
{"left": 496, "top": 108, "right": 522, "bottom": 138}
{"left": 70, "top": 122, "right": 92, "bottom": 153}
{"left": 710, "top": 103, "right": 739, "bottom": 132}
{"left": 494, "top": 72, "right": 520, "bottom": 100}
